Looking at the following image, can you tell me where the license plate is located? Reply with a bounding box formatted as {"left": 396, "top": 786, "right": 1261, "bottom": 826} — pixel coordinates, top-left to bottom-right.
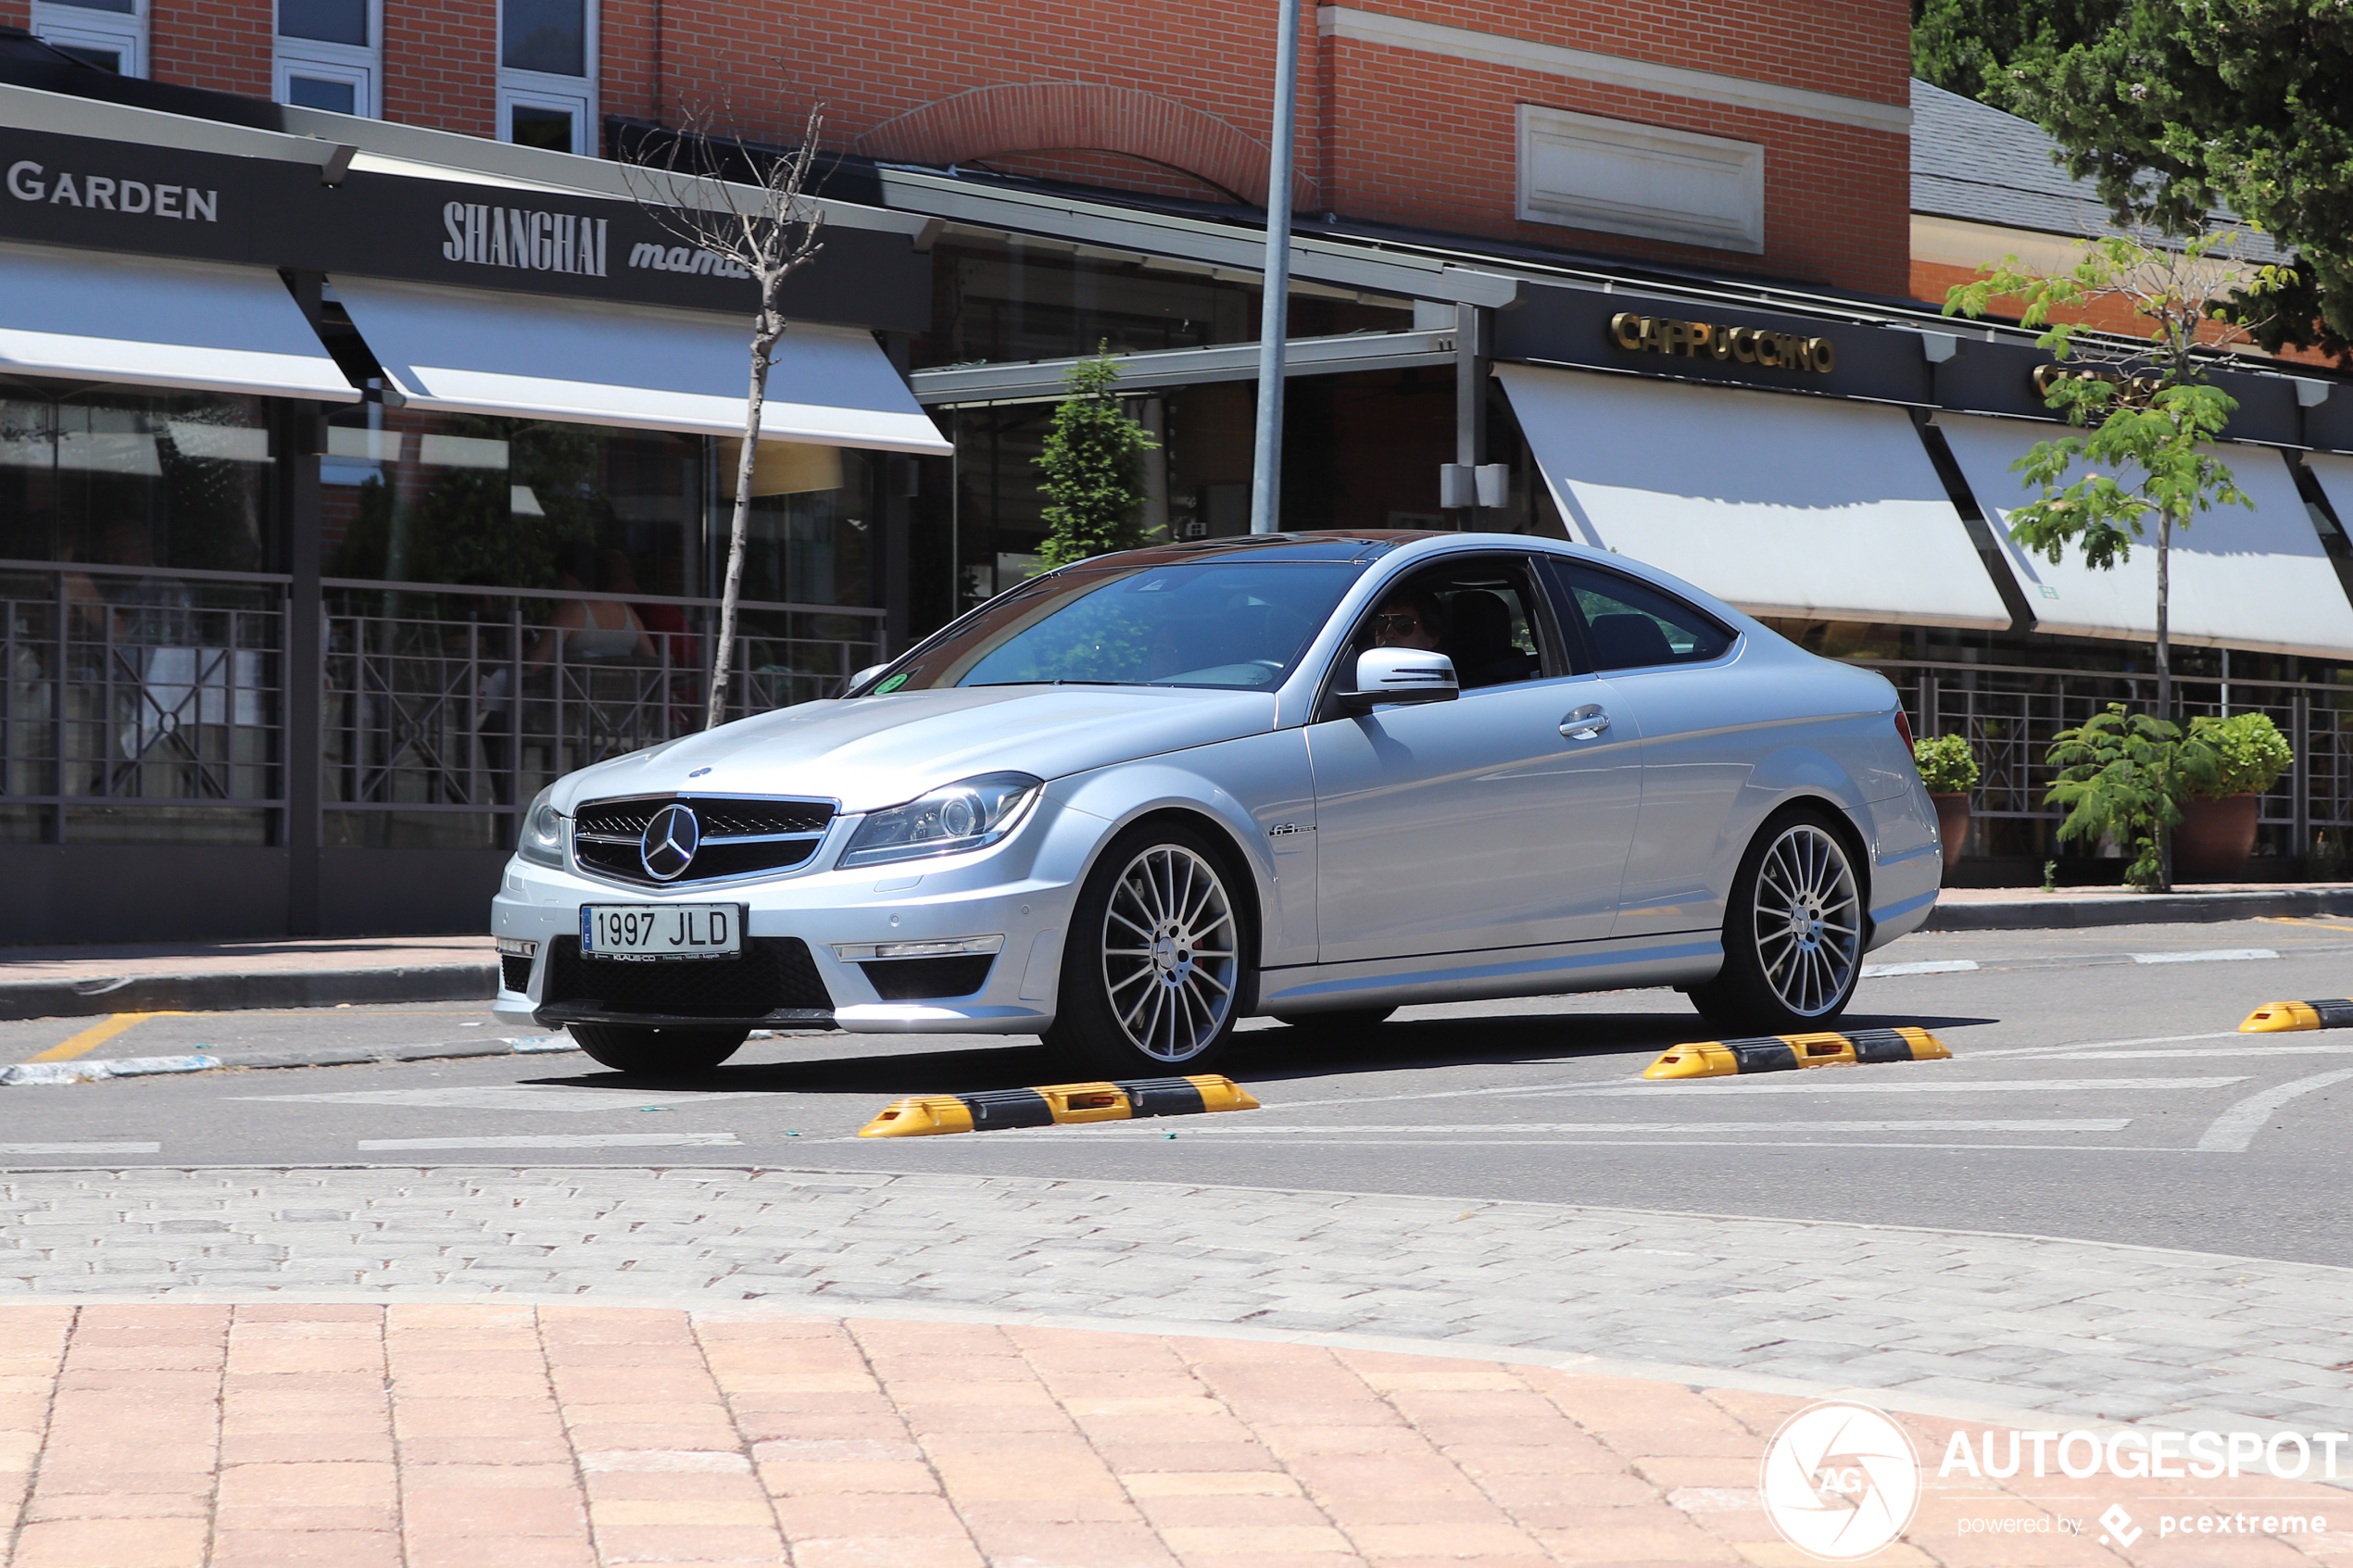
{"left": 578, "top": 904, "right": 743, "bottom": 961}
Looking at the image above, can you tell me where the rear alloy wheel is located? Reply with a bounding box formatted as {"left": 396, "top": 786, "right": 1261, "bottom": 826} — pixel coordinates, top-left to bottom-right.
{"left": 1047, "top": 825, "right": 1248, "bottom": 1075}
{"left": 569, "top": 1023, "right": 747, "bottom": 1075}
{"left": 1689, "top": 809, "right": 1865, "bottom": 1036}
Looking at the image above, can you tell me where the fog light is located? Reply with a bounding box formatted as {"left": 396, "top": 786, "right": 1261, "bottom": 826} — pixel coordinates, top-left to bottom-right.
{"left": 496, "top": 936, "right": 540, "bottom": 958}
{"left": 831, "top": 935, "right": 1003, "bottom": 961}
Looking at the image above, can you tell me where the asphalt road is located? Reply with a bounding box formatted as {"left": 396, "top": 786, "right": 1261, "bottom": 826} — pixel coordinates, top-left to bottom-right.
{"left": 5, "top": 915, "right": 2350, "bottom": 1268}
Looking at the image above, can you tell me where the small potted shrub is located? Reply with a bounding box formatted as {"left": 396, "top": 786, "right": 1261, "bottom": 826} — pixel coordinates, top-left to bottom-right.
{"left": 1913, "top": 734, "right": 1979, "bottom": 873}
{"left": 2179, "top": 712, "right": 2293, "bottom": 881}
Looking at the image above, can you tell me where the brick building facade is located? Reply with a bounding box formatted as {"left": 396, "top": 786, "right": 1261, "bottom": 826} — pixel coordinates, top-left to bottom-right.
{"left": 15, "top": 0, "right": 1915, "bottom": 295}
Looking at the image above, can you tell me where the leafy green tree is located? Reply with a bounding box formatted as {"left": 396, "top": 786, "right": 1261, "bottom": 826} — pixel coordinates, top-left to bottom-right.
{"left": 1034, "top": 346, "right": 1160, "bottom": 569}
{"left": 2047, "top": 704, "right": 2219, "bottom": 890}
{"left": 1975, "top": 2, "right": 2353, "bottom": 357}
{"left": 1908, "top": 0, "right": 2117, "bottom": 109}
{"left": 1947, "top": 232, "right": 2286, "bottom": 725}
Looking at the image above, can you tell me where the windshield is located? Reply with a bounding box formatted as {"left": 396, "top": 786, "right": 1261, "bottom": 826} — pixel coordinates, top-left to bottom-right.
{"left": 869, "top": 560, "right": 1363, "bottom": 693}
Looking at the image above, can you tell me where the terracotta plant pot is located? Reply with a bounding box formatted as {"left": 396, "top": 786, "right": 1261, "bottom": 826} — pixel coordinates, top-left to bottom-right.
{"left": 2174, "top": 794, "right": 2260, "bottom": 883}
{"left": 1931, "top": 793, "right": 1970, "bottom": 873}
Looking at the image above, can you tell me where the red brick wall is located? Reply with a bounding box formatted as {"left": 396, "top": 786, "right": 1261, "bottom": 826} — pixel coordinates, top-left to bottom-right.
{"left": 0, "top": 0, "right": 29, "bottom": 37}
{"left": 1326, "top": 37, "right": 1909, "bottom": 294}
{"left": 598, "top": 0, "right": 1911, "bottom": 295}
{"left": 148, "top": 0, "right": 271, "bottom": 99}
{"left": 383, "top": 0, "right": 497, "bottom": 135}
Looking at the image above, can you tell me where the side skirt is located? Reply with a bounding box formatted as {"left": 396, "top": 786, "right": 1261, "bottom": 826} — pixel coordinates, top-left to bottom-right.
{"left": 1256, "top": 930, "right": 1723, "bottom": 1016}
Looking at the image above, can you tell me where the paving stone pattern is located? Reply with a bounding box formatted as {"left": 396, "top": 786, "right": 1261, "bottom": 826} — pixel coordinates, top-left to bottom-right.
{"left": 4, "top": 1168, "right": 2351, "bottom": 1436}
{"left": 5, "top": 1302, "right": 2351, "bottom": 1568}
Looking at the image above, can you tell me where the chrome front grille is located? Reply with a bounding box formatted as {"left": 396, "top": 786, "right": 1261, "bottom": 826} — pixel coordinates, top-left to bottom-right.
{"left": 573, "top": 794, "right": 837, "bottom": 886}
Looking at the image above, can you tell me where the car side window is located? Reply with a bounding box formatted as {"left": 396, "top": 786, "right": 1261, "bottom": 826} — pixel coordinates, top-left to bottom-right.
{"left": 1551, "top": 560, "right": 1735, "bottom": 671}
{"left": 1339, "top": 556, "right": 1565, "bottom": 694}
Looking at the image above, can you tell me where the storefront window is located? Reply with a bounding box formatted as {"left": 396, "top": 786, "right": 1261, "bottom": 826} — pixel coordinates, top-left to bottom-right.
{"left": 912, "top": 233, "right": 1413, "bottom": 370}
{"left": 0, "top": 382, "right": 277, "bottom": 573}
{"left": 715, "top": 441, "right": 875, "bottom": 609}
{"left": 321, "top": 407, "right": 705, "bottom": 601}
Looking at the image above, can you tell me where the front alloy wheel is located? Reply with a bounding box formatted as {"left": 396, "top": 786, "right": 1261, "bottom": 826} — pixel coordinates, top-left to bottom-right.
{"left": 1690, "top": 810, "right": 1864, "bottom": 1035}
{"left": 1048, "top": 827, "right": 1246, "bottom": 1073}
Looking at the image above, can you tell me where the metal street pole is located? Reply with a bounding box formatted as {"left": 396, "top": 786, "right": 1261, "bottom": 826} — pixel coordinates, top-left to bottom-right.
{"left": 1247, "top": 0, "right": 1301, "bottom": 533}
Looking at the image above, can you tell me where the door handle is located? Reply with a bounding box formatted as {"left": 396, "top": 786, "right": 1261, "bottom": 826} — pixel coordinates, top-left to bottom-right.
{"left": 1558, "top": 705, "right": 1610, "bottom": 740}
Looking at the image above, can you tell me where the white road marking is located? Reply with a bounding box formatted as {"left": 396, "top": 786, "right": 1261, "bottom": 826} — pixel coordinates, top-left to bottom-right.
{"left": 356, "top": 1133, "right": 744, "bottom": 1150}
{"left": 2194, "top": 1067, "right": 2353, "bottom": 1152}
{"left": 2032, "top": 1045, "right": 2353, "bottom": 1060}
{"left": 1861, "top": 959, "right": 1981, "bottom": 977}
{"left": 837, "top": 1136, "right": 2166, "bottom": 1152}
{"left": 2132, "top": 947, "right": 2278, "bottom": 964}
{"left": 1496, "top": 1076, "right": 2247, "bottom": 1098}
{"left": 1964, "top": 1031, "right": 2243, "bottom": 1059}
{"left": 0, "top": 1142, "right": 161, "bottom": 1154}
{"left": 235, "top": 1087, "right": 765, "bottom": 1113}
{"left": 1004, "top": 1119, "right": 2133, "bottom": 1135}
{"left": 1273, "top": 1061, "right": 2246, "bottom": 1110}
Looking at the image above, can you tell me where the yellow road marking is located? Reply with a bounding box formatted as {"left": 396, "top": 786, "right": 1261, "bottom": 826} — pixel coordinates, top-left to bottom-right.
{"left": 2259, "top": 916, "right": 2353, "bottom": 935}
{"left": 28, "top": 1011, "right": 188, "bottom": 1062}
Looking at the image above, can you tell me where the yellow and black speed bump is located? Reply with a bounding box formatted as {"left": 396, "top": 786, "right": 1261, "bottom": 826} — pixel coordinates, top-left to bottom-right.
{"left": 859, "top": 1074, "right": 1259, "bottom": 1137}
{"left": 2239, "top": 998, "right": 2353, "bottom": 1033}
{"left": 1642, "top": 1026, "right": 1950, "bottom": 1080}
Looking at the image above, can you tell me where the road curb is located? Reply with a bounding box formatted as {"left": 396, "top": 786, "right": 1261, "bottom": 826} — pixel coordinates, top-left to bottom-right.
{"left": 0, "top": 1035, "right": 574, "bottom": 1085}
{"left": 1924, "top": 887, "right": 2353, "bottom": 931}
{"left": 0, "top": 963, "right": 497, "bottom": 1022}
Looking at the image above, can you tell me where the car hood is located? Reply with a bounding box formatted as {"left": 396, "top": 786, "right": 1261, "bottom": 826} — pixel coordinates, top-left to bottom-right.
{"left": 553, "top": 685, "right": 1280, "bottom": 814}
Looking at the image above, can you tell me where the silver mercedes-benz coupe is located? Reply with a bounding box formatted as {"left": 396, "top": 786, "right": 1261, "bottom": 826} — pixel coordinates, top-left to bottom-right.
{"left": 490, "top": 531, "right": 1941, "bottom": 1075}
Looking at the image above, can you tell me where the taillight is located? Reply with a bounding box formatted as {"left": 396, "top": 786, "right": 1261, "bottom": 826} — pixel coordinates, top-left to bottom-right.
{"left": 1894, "top": 708, "right": 1915, "bottom": 752}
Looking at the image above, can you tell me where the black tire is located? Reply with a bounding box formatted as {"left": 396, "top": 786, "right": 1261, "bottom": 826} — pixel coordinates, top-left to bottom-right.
{"left": 1045, "top": 822, "right": 1252, "bottom": 1076}
{"left": 569, "top": 1023, "right": 747, "bottom": 1075}
{"left": 1272, "top": 1006, "right": 1396, "bottom": 1039}
{"left": 1688, "top": 806, "right": 1867, "bottom": 1036}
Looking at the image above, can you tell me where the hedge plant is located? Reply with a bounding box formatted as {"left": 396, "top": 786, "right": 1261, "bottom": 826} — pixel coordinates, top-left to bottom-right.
{"left": 1913, "top": 734, "right": 1981, "bottom": 796}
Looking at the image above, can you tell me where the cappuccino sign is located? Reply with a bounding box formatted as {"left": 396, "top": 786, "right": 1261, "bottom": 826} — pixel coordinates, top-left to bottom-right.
{"left": 1610, "top": 310, "right": 1837, "bottom": 373}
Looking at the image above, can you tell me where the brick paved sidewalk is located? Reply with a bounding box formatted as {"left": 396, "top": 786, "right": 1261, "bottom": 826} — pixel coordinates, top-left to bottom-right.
{"left": 4, "top": 1304, "right": 2348, "bottom": 1568}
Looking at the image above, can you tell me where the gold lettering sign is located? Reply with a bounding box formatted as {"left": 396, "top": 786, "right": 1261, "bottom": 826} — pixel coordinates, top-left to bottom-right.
{"left": 1608, "top": 311, "right": 1835, "bottom": 374}
{"left": 2031, "top": 363, "right": 2160, "bottom": 405}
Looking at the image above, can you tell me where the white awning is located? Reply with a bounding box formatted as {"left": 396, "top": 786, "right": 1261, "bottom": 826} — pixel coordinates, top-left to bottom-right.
{"left": 332, "top": 276, "right": 952, "bottom": 455}
{"left": 1496, "top": 364, "right": 2011, "bottom": 629}
{"left": 1937, "top": 413, "right": 2353, "bottom": 659}
{"left": 0, "top": 240, "right": 359, "bottom": 402}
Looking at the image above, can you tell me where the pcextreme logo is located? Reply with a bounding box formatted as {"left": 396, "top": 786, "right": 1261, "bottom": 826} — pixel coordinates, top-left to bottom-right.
{"left": 1759, "top": 1401, "right": 1922, "bottom": 1561}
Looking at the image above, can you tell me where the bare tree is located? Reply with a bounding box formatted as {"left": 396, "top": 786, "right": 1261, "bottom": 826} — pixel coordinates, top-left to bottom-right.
{"left": 623, "top": 101, "right": 828, "bottom": 731}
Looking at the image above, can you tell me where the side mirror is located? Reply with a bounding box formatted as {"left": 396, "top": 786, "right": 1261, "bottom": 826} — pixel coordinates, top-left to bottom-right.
{"left": 849, "top": 664, "right": 888, "bottom": 693}
{"left": 1339, "top": 647, "right": 1459, "bottom": 712}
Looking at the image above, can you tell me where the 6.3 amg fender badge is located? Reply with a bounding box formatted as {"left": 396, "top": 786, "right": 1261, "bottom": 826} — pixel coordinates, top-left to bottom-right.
{"left": 640, "top": 803, "right": 701, "bottom": 881}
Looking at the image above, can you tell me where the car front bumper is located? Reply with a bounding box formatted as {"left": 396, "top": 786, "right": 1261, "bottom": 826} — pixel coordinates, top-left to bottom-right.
{"left": 490, "top": 800, "right": 1094, "bottom": 1035}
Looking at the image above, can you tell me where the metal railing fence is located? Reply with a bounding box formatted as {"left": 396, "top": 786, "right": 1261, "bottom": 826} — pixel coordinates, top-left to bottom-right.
{"left": 1870, "top": 658, "right": 2353, "bottom": 857}
{"left": 0, "top": 562, "right": 884, "bottom": 846}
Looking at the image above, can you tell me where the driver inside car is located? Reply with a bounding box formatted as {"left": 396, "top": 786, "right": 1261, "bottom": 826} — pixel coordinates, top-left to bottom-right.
{"left": 1366, "top": 588, "right": 1445, "bottom": 653}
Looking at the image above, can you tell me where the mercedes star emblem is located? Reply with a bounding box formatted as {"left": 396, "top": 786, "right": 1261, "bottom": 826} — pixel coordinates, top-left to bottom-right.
{"left": 639, "top": 803, "right": 700, "bottom": 881}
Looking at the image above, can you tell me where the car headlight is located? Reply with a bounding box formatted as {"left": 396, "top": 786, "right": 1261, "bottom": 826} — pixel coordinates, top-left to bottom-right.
{"left": 840, "top": 772, "right": 1042, "bottom": 869}
{"left": 517, "top": 785, "right": 567, "bottom": 868}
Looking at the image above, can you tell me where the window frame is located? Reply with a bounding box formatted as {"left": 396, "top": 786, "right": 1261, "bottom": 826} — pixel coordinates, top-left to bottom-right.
{"left": 1541, "top": 554, "right": 1740, "bottom": 674}
{"left": 274, "top": 0, "right": 381, "bottom": 118}
{"left": 1314, "top": 551, "right": 1576, "bottom": 722}
{"left": 496, "top": 82, "right": 595, "bottom": 157}
{"left": 497, "top": 0, "right": 598, "bottom": 157}
{"left": 30, "top": 0, "right": 147, "bottom": 78}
